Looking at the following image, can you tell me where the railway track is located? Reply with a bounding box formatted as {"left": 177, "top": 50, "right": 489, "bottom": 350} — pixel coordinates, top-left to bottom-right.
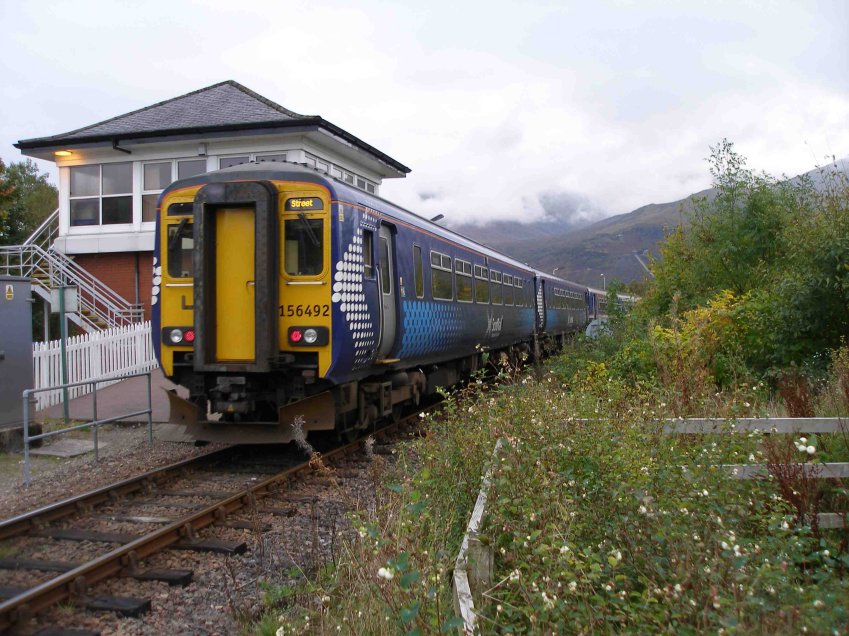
{"left": 0, "top": 418, "right": 414, "bottom": 634}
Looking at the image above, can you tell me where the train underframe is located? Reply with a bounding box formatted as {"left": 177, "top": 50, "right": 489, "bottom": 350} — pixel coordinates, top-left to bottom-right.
{"left": 166, "top": 340, "right": 535, "bottom": 444}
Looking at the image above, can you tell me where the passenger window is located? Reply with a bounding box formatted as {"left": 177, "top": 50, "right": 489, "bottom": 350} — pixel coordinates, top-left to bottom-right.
{"left": 431, "top": 251, "right": 453, "bottom": 300}
{"left": 491, "top": 271, "right": 502, "bottom": 305}
{"left": 503, "top": 274, "right": 514, "bottom": 306}
{"left": 456, "top": 260, "right": 472, "bottom": 302}
{"left": 379, "top": 237, "right": 391, "bottom": 294}
{"left": 474, "top": 265, "right": 490, "bottom": 304}
{"left": 284, "top": 217, "right": 324, "bottom": 276}
{"left": 363, "top": 230, "right": 374, "bottom": 278}
{"left": 167, "top": 221, "right": 194, "bottom": 278}
{"left": 413, "top": 245, "right": 424, "bottom": 298}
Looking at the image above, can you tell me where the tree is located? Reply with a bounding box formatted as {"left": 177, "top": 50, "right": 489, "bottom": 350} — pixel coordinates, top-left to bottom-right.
{"left": 0, "top": 159, "right": 58, "bottom": 245}
{"left": 644, "top": 140, "right": 800, "bottom": 317}
{"left": 641, "top": 141, "right": 849, "bottom": 374}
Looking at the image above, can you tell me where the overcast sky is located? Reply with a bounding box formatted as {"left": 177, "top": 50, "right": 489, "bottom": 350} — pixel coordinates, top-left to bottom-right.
{"left": 1, "top": 0, "right": 847, "bottom": 225}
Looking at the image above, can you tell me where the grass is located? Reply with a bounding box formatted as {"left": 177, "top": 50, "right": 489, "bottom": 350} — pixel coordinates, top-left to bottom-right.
{"left": 246, "top": 354, "right": 849, "bottom": 635}
{"left": 0, "top": 448, "right": 62, "bottom": 487}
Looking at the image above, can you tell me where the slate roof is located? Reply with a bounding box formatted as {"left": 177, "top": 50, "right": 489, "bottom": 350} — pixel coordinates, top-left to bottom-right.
{"left": 16, "top": 80, "right": 410, "bottom": 174}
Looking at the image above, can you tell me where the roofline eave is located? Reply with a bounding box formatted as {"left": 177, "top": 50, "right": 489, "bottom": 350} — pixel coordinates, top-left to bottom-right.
{"left": 16, "top": 118, "right": 411, "bottom": 175}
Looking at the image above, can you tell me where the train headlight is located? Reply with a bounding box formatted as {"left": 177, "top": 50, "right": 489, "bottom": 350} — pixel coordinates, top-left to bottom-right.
{"left": 162, "top": 326, "right": 195, "bottom": 346}
{"left": 287, "top": 326, "right": 328, "bottom": 346}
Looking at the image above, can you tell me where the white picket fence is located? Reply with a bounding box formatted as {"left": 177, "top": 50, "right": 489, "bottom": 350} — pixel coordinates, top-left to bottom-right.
{"left": 32, "top": 321, "right": 159, "bottom": 410}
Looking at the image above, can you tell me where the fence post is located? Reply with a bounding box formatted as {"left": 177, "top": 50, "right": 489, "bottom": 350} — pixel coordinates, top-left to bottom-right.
{"left": 147, "top": 372, "right": 154, "bottom": 447}
{"left": 22, "top": 390, "right": 31, "bottom": 486}
{"left": 92, "top": 380, "right": 98, "bottom": 462}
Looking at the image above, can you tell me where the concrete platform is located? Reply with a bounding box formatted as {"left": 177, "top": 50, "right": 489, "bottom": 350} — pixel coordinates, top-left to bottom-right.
{"left": 0, "top": 423, "right": 43, "bottom": 452}
{"left": 30, "top": 438, "right": 106, "bottom": 458}
{"left": 37, "top": 368, "right": 187, "bottom": 425}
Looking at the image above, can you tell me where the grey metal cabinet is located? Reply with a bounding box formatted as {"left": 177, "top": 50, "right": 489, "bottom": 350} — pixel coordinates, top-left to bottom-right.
{"left": 0, "top": 276, "right": 33, "bottom": 428}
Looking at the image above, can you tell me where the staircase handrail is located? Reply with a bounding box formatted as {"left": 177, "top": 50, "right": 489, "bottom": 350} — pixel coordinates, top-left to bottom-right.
{"left": 0, "top": 243, "right": 143, "bottom": 328}
{"left": 23, "top": 208, "right": 59, "bottom": 248}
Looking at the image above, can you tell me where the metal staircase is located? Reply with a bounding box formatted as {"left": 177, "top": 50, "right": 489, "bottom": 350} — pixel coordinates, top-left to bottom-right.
{"left": 0, "top": 210, "right": 144, "bottom": 332}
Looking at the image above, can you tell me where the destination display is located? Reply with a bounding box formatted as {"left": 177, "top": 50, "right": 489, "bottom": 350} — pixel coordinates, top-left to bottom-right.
{"left": 285, "top": 197, "right": 324, "bottom": 211}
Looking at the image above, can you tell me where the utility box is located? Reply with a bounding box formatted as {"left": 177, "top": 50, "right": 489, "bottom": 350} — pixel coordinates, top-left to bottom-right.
{"left": 0, "top": 276, "right": 33, "bottom": 428}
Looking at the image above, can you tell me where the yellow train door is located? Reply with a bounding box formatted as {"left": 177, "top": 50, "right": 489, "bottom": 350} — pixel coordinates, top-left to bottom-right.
{"left": 215, "top": 207, "right": 256, "bottom": 362}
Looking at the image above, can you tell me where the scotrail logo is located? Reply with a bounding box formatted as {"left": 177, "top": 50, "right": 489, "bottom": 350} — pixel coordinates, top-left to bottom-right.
{"left": 485, "top": 312, "right": 504, "bottom": 339}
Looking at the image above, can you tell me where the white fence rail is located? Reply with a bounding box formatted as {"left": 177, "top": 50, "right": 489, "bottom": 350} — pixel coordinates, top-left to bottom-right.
{"left": 32, "top": 321, "right": 158, "bottom": 410}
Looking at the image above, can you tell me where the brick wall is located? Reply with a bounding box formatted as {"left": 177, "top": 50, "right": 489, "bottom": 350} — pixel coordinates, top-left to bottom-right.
{"left": 73, "top": 252, "right": 154, "bottom": 321}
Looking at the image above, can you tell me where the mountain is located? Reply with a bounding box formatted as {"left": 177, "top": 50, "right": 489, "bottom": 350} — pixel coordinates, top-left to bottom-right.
{"left": 449, "top": 189, "right": 709, "bottom": 287}
{"left": 449, "top": 160, "right": 847, "bottom": 288}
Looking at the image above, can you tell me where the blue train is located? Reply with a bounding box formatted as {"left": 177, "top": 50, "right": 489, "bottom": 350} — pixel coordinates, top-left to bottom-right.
{"left": 153, "top": 162, "right": 620, "bottom": 443}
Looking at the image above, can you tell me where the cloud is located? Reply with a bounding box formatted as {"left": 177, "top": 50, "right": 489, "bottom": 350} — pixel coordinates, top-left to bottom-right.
{"left": 1, "top": 0, "right": 847, "bottom": 228}
{"left": 538, "top": 190, "right": 607, "bottom": 227}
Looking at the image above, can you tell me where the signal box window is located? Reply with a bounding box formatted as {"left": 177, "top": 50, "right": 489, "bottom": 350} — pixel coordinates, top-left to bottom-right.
{"left": 219, "top": 156, "right": 250, "bottom": 169}
{"left": 431, "top": 251, "right": 453, "bottom": 300}
{"left": 456, "top": 259, "right": 472, "bottom": 302}
{"left": 363, "top": 230, "right": 374, "bottom": 278}
{"left": 167, "top": 221, "right": 194, "bottom": 278}
{"left": 178, "top": 159, "right": 207, "bottom": 180}
{"left": 474, "top": 265, "right": 489, "bottom": 303}
{"left": 491, "top": 271, "right": 503, "bottom": 305}
{"left": 413, "top": 245, "right": 424, "bottom": 298}
{"left": 142, "top": 162, "right": 171, "bottom": 222}
{"left": 284, "top": 217, "right": 324, "bottom": 276}
{"left": 70, "top": 162, "right": 132, "bottom": 226}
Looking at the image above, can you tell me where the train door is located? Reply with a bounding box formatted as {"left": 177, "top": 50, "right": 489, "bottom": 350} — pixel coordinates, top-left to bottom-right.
{"left": 193, "top": 181, "right": 277, "bottom": 374}
{"left": 535, "top": 277, "right": 546, "bottom": 332}
{"left": 587, "top": 291, "right": 596, "bottom": 320}
{"left": 215, "top": 207, "right": 256, "bottom": 362}
{"left": 376, "top": 224, "right": 397, "bottom": 359}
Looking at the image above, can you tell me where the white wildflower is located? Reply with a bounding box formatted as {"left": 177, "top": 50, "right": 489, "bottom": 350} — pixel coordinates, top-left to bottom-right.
{"left": 806, "top": 445, "right": 816, "bottom": 455}
{"left": 377, "top": 567, "right": 394, "bottom": 581}
{"left": 568, "top": 581, "right": 577, "bottom": 592}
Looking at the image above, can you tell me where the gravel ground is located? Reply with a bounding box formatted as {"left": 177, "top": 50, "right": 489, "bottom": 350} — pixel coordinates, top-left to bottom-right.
{"left": 0, "top": 424, "right": 394, "bottom": 635}
{"left": 0, "top": 424, "right": 224, "bottom": 520}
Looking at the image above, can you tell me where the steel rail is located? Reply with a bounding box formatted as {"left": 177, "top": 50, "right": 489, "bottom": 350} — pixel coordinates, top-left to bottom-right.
{"left": 0, "top": 427, "right": 397, "bottom": 631}
{"left": 0, "top": 447, "right": 233, "bottom": 541}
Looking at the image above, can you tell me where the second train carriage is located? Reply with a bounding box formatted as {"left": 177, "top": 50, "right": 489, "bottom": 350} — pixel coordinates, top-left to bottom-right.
{"left": 153, "top": 162, "right": 584, "bottom": 443}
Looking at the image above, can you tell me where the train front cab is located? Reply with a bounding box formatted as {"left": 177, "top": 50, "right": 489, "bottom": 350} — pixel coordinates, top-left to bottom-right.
{"left": 156, "top": 176, "right": 337, "bottom": 443}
